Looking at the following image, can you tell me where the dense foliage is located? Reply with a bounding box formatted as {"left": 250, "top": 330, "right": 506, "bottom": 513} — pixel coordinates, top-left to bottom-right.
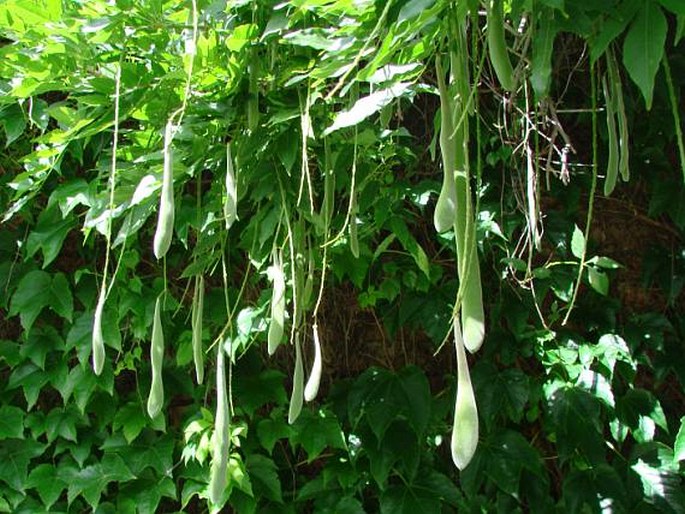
{"left": 0, "top": 0, "right": 684, "bottom": 512}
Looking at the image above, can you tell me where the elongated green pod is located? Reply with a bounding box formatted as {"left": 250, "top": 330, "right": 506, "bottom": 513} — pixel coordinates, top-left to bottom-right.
{"left": 267, "top": 253, "right": 286, "bottom": 355}
{"left": 459, "top": 245, "right": 485, "bottom": 353}
{"left": 302, "top": 247, "right": 315, "bottom": 310}
{"left": 304, "top": 324, "right": 322, "bottom": 402}
{"left": 607, "top": 48, "right": 630, "bottom": 182}
{"left": 247, "top": 56, "right": 259, "bottom": 131}
{"left": 434, "top": 58, "right": 457, "bottom": 234}
{"left": 615, "top": 87, "right": 630, "bottom": 183}
{"left": 486, "top": 0, "right": 515, "bottom": 92}
{"left": 434, "top": 165, "right": 457, "bottom": 233}
{"left": 224, "top": 142, "right": 237, "bottom": 230}
{"left": 349, "top": 192, "right": 359, "bottom": 258}
{"left": 451, "top": 319, "right": 478, "bottom": 470}
{"left": 153, "top": 121, "right": 175, "bottom": 259}
{"left": 288, "top": 336, "right": 304, "bottom": 424}
{"left": 437, "top": 51, "right": 485, "bottom": 353}
{"left": 321, "top": 140, "right": 335, "bottom": 228}
{"left": 192, "top": 275, "right": 204, "bottom": 385}
{"left": 147, "top": 295, "right": 165, "bottom": 418}
{"left": 602, "top": 76, "right": 619, "bottom": 197}
{"left": 293, "top": 222, "right": 306, "bottom": 328}
{"left": 92, "top": 288, "right": 106, "bottom": 375}
{"left": 208, "top": 344, "right": 229, "bottom": 505}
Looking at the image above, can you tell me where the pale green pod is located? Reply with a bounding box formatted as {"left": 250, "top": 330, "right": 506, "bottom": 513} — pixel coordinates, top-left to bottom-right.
{"left": 224, "top": 142, "right": 237, "bottom": 230}
{"left": 460, "top": 251, "right": 485, "bottom": 354}
{"left": 302, "top": 248, "right": 315, "bottom": 310}
{"left": 304, "top": 324, "right": 322, "bottom": 402}
{"left": 208, "top": 344, "right": 229, "bottom": 505}
{"left": 288, "top": 337, "right": 304, "bottom": 424}
{"left": 92, "top": 289, "right": 106, "bottom": 376}
{"left": 247, "top": 58, "right": 259, "bottom": 131}
{"left": 147, "top": 295, "right": 165, "bottom": 418}
{"left": 192, "top": 275, "right": 205, "bottom": 385}
{"left": 487, "top": 0, "right": 516, "bottom": 92}
{"left": 321, "top": 140, "right": 335, "bottom": 228}
{"left": 434, "top": 167, "right": 457, "bottom": 233}
{"left": 450, "top": 319, "right": 479, "bottom": 470}
{"left": 267, "top": 254, "right": 286, "bottom": 356}
{"left": 153, "top": 121, "right": 175, "bottom": 259}
{"left": 437, "top": 55, "right": 485, "bottom": 354}
{"left": 607, "top": 49, "right": 630, "bottom": 182}
{"left": 603, "top": 77, "right": 619, "bottom": 197}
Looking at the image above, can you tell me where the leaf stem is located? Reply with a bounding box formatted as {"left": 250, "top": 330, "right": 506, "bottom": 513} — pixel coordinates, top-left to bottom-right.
{"left": 562, "top": 62, "right": 599, "bottom": 326}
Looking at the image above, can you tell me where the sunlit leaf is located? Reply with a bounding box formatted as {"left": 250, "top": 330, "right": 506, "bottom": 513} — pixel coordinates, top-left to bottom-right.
{"left": 323, "top": 83, "right": 412, "bottom": 135}
{"left": 622, "top": 2, "right": 667, "bottom": 109}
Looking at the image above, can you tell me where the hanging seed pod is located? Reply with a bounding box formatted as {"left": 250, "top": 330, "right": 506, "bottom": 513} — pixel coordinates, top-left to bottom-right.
{"left": 153, "top": 121, "right": 175, "bottom": 259}
{"left": 208, "top": 344, "right": 229, "bottom": 505}
{"left": 147, "top": 295, "right": 165, "bottom": 418}
{"left": 304, "top": 324, "right": 323, "bottom": 402}
{"left": 288, "top": 336, "right": 304, "bottom": 424}
{"left": 486, "top": 0, "right": 516, "bottom": 92}
{"left": 191, "top": 275, "right": 205, "bottom": 385}
{"left": 91, "top": 288, "right": 106, "bottom": 376}
{"left": 450, "top": 319, "right": 479, "bottom": 470}
{"left": 267, "top": 252, "right": 286, "bottom": 355}
{"left": 224, "top": 142, "right": 237, "bottom": 230}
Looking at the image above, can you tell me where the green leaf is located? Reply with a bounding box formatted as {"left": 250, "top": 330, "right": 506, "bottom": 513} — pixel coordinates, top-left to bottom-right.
{"left": 0, "top": 439, "right": 46, "bottom": 491}
{"left": 531, "top": 9, "right": 560, "bottom": 98}
{"left": 481, "top": 430, "right": 547, "bottom": 497}
{"left": 25, "top": 204, "right": 76, "bottom": 268}
{"left": 388, "top": 218, "right": 431, "bottom": 278}
{"left": 472, "top": 363, "right": 530, "bottom": 428}
{"left": 44, "top": 407, "right": 79, "bottom": 444}
{"left": 0, "top": 406, "right": 25, "bottom": 439}
{"left": 576, "top": 369, "right": 615, "bottom": 407}
{"left": 52, "top": 361, "right": 99, "bottom": 412}
{"left": 570, "top": 225, "right": 585, "bottom": 259}
{"left": 588, "top": 255, "right": 621, "bottom": 269}
{"left": 362, "top": 420, "right": 420, "bottom": 485}
{"left": 102, "top": 433, "right": 175, "bottom": 476}
{"left": 49, "top": 179, "right": 92, "bottom": 217}
{"left": 548, "top": 385, "right": 605, "bottom": 463}
{"left": 62, "top": 453, "right": 135, "bottom": 509}
{"left": 588, "top": 266, "right": 609, "bottom": 295}
{"left": 622, "top": 2, "right": 667, "bottom": 110}
{"left": 117, "top": 475, "right": 177, "bottom": 513}
{"left": 674, "top": 416, "right": 685, "bottom": 463}
{"left": 1, "top": 104, "right": 26, "bottom": 146}
{"left": 25, "top": 464, "right": 66, "bottom": 509}
{"left": 632, "top": 459, "right": 685, "bottom": 512}
{"left": 8, "top": 271, "right": 73, "bottom": 332}
{"left": 588, "top": 0, "right": 641, "bottom": 63}
{"left": 594, "top": 333, "right": 634, "bottom": 378}
{"left": 246, "top": 454, "right": 282, "bottom": 503}
{"left": 380, "top": 483, "right": 441, "bottom": 514}
{"left": 348, "top": 366, "right": 432, "bottom": 440}
{"left": 257, "top": 413, "right": 292, "bottom": 454}
{"left": 290, "top": 409, "right": 345, "bottom": 461}
{"left": 562, "top": 466, "right": 628, "bottom": 513}
{"left": 616, "top": 389, "right": 669, "bottom": 443}
{"left": 9, "top": 270, "right": 53, "bottom": 332}
{"left": 21, "top": 327, "right": 62, "bottom": 370}
{"left": 113, "top": 402, "right": 148, "bottom": 443}
{"left": 49, "top": 273, "right": 74, "bottom": 322}
{"left": 7, "top": 362, "right": 49, "bottom": 410}
{"left": 323, "top": 83, "right": 412, "bottom": 136}
{"left": 658, "top": 0, "right": 685, "bottom": 16}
